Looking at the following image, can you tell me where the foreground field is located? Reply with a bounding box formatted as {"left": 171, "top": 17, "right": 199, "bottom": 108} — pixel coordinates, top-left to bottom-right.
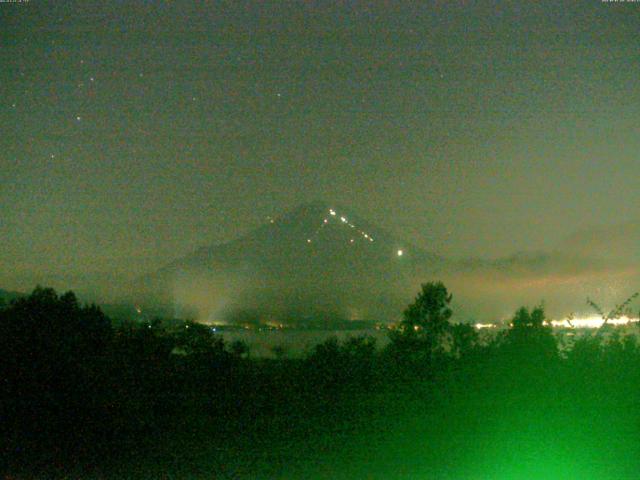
{"left": 3, "top": 287, "right": 640, "bottom": 479}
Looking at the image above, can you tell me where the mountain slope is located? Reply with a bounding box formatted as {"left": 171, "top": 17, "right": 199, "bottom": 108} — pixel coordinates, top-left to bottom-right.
{"left": 139, "top": 201, "right": 445, "bottom": 323}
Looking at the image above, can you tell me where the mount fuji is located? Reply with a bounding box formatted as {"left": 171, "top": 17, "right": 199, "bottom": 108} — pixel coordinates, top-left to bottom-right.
{"left": 137, "top": 201, "right": 445, "bottom": 324}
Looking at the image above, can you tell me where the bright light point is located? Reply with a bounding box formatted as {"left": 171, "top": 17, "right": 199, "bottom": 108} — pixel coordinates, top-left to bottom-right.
{"left": 323, "top": 219, "right": 328, "bottom": 223}
{"left": 397, "top": 249, "right": 403, "bottom": 257}
{"left": 340, "top": 216, "right": 347, "bottom": 223}
{"left": 350, "top": 239, "right": 354, "bottom": 243}
{"left": 329, "top": 209, "right": 336, "bottom": 216}
{"left": 307, "top": 239, "right": 312, "bottom": 243}
{"left": 475, "top": 323, "right": 496, "bottom": 329}
{"left": 90, "top": 77, "right": 95, "bottom": 82}
{"left": 76, "top": 116, "right": 81, "bottom": 121}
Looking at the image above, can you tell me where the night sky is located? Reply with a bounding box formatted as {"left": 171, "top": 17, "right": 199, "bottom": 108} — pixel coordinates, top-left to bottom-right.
{"left": 2, "top": 1, "right": 639, "bottom": 293}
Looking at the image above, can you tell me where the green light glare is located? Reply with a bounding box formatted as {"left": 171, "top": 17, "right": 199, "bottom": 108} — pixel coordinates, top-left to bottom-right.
{"left": 444, "top": 405, "right": 640, "bottom": 480}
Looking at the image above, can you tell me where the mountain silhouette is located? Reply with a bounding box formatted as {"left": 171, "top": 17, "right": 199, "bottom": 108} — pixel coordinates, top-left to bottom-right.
{"left": 138, "top": 201, "right": 445, "bottom": 324}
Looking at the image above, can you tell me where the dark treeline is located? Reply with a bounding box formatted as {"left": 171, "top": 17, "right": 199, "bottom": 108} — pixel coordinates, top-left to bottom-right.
{"left": 2, "top": 284, "right": 640, "bottom": 479}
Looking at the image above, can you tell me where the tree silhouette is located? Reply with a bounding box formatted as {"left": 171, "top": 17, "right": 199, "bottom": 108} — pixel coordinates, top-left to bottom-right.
{"left": 0, "top": 286, "right": 114, "bottom": 468}
{"left": 500, "top": 305, "right": 557, "bottom": 364}
{"left": 0, "top": 286, "right": 111, "bottom": 370}
{"left": 388, "top": 281, "right": 454, "bottom": 363}
{"left": 450, "top": 322, "right": 479, "bottom": 358}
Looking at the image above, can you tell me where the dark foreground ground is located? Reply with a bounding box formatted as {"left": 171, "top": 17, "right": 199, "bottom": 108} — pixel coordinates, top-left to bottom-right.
{"left": 4, "top": 352, "right": 640, "bottom": 480}
{"left": 2, "top": 288, "right": 640, "bottom": 479}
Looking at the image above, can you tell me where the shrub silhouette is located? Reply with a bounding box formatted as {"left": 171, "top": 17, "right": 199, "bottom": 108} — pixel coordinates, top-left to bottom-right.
{"left": 229, "top": 339, "right": 251, "bottom": 358}
{"left": 307, "top": 335, "right": 377, "bottom": 390}
{"left": 172, "top": 321, "right": 226, "bottom": 356}
{"left": 498, "top": 305, "right": 558, "bottom": 365}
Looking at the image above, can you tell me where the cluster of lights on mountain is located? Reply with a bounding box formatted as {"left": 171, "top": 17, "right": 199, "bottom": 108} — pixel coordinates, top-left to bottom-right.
{"left": 265, "top": 208, "right": 407, "bottom": 260}
{"left": 302, "top": 209, "right": 376, "bottom": 244}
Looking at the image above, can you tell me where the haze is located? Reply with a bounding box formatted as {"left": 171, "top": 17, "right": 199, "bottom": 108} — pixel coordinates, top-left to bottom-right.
{"left": 2, "top": 2, "right": 638, "bottom": 316}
